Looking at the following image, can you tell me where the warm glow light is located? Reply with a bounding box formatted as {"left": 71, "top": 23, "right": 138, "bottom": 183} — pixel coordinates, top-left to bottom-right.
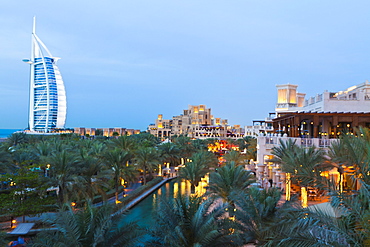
{"left": 301, "top": 187, "right": 308, "bottom": 208}
{"left": 11, "top": 219, "right": 16, "bottom": 228}
{"left": 71, "top": 202, "right": 76, "bottom": 207}
{"left": 158, "top": 165, "right": 162, "bottom": 176}
{"left": 115, "top": 200, "right": 122, "bottom": 204}
{"left": 286, "top": 173, "right": 291, "bottom": 201}
{"left": 320, "top": 171, "right": 329, "bottom": 178}
{"left": 174, "top": 182, "right": 179, "bottom": 198}
{"left": 181, "top": 181, "right": 186, "bottom": 194}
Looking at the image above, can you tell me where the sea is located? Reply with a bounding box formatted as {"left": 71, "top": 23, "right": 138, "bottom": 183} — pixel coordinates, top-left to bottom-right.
{"left": 0, "top": 129, "right": 22, "bottom": 138}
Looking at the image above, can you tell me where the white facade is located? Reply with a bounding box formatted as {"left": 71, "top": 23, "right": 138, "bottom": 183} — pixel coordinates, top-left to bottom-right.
{"left": 24, "top": 17, "right": 67, "bottom": 132}
{"left": 276, "top": 81, "right": 370, "bottom": 114}
{"left": 254, "top": 81, "right": 370, "bottom": 187}
{"left": 255, "top": 134, "right": 337, "bottom": 187}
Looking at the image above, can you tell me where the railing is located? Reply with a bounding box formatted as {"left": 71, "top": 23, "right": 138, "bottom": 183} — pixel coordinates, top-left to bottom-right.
{"left": 301, "top": 138, "right": 313, "bottom": 147}
{"left": 319, "top": 139, "right": 331, "bottom": 147}
{"left": 260, "top": 136, "right": 338, "bottom": 148}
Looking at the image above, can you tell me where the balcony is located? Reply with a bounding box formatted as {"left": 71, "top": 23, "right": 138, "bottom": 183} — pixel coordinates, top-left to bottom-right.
{"left": 260, "top": 136, "right": 338, "bottom": 149}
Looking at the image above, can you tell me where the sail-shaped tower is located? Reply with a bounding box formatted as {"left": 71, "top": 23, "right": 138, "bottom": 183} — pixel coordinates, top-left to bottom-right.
{"left": 23, "top": 17, "right": 67, "bottom": 132}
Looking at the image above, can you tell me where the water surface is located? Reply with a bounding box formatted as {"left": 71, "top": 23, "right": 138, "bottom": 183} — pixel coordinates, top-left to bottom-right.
{"left": 120, "top": 177, "right": 208, "bottom": 227}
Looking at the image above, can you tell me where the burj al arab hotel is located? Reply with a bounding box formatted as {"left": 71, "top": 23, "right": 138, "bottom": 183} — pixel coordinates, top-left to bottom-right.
{"left": 23, "top": 17, "right": 67, "bottom": 132}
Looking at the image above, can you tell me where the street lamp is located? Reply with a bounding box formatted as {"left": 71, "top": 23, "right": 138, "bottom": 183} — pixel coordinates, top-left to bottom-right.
{"left": 45, "top": 164, "right": 51, "bottom": 177}
{"left": 10, "top": 218, "right": 17, "bottom": 229}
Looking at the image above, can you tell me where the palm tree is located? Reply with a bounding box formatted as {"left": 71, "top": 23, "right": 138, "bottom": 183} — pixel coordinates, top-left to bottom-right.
{"left": 0, "top": 143, "right": 13, "bottom": 174}
{"left": 223, "top": 150, "right": 247, "bottom": 166}
{"left": 259, "top": 186, "right": 368, "bottom": 246}
{"left": 7, "top": 132, "right": 28, "bottom": 147}
{"left": 134, "top": 146, "right": 160, "bottom": 185}
{"left": 11, "top": 147, "right": 39, "bottom": 168}
{"left": 263, "top": 128, "right": 370, "bottom": 246}
{"left": 87, "top": 140, "right": 107, "bottom": 159}
{"left": 47, "top": 150, "right": 80, "bottom": 205}
{"left": 158, "top": 142, "right": 181, "bottom": 167}
{"left": 173, "top": 135, "right": 195, "bottom": 159}
{"left": 207, "top": 161, "right": 255, "bottom": 210}
{"left": 191, "top": 150, "right": 218, "bottom": 168}
{"left": 31, "top": 202, "right": 145, "bottom": 247}
{"left": 32, "top": 140, "right": 55, "bottom": 177}
{"left": 104, "top": 148, "right": 136, "bottom": 201}
{"left": 191, "top": 138, "right": 209, "bottom": 151}
{"left": 232, "top": 187, "right": 306, "bottom": 246}
{"left": 179, "top": 160, "right": 208, "bottom": 194}
{"left": 147, "top": 194, "right": 240, "bottom": 247}
{"left": 328, "top": 127, "right": 370, "bottom": 186}
{"left": 109, "top": 135, "right": 137, "bottom": 152}
{"left": 179, "top": 151, "right": 217, "bottom": 193}
{"left": 131, "top": 132, "right": 159, "bottom": 148}
{"left": 270, "top": 139, "right": 329, "bottom": 205}
{"left": 0, "top": 232, "right": 7, "bottom": 247}
{"left": 33, "top": 140, "right": 53, "bottom": 158}
{"left": 236, "top": 136, "right": 257, "bottom": 160}
{"left": 76, "top": 154, "right": 111, "bottom": 202}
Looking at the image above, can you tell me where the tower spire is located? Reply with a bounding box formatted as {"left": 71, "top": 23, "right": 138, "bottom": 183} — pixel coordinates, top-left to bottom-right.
{"left": 25, "top": 18, "right": 67, "bottom": 132}
{"left": 32, "top": 16, "right": 36, "bottom": 34}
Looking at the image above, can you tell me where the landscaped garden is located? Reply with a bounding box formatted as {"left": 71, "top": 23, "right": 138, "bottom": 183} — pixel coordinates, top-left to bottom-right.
{"left": 0, "top": 130, "right": 369, "bottom": 246}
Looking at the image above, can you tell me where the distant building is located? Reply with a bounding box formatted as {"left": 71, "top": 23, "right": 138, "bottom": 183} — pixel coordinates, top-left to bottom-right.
{"left": 244, "top": 114, "right": 275, "bottom": 137}
{"left": 74, "top": 127, "right": 141, "bottom": 137}
{"left": 148, "top": 105, "right": 244, "bottom": 140}
{"left": 23, "top": 17, "right": 67, "bottom": 133}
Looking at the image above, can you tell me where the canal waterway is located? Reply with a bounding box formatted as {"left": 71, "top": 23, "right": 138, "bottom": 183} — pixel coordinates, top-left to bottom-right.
{"left": 119, "top": 177, "right": 208, "bottom": 227}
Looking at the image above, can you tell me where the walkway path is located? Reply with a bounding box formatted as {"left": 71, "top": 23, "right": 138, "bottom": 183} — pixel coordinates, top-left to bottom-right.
{"left": 1, "top": 177, "right": 176, "bottom": 231}
{"left": 113, "top": 177, "right": 176, "bottom": 216}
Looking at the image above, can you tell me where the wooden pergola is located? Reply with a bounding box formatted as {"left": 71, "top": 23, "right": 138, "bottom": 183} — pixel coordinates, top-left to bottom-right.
{"left": 272, "top": 111, "right": 370, "bottom": 138}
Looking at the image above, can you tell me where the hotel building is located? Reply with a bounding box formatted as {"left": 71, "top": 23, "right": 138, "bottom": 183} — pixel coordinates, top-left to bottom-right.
{"left": 255, "top": 81, "right": 370, "bottom": 189}
{"left": 148, "top": 105, "right": 244, "bottom": 140}
{"left": 74, "top": 127, "right": 141, "bottom": 137}
{"left": 23, "top": 17, "right": 67, "bottom": 133}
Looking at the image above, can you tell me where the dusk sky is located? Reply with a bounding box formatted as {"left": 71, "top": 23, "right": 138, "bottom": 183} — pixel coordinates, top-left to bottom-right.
{"left": 1, "top": 1, "right": 370, "bottom": 130}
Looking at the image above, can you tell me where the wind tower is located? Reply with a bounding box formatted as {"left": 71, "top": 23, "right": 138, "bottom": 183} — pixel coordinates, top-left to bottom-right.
{"left": 23, "top": 17, "right": 67, "bottom": 132}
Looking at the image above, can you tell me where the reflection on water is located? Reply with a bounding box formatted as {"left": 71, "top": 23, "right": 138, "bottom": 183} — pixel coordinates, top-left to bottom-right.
{"left": 119, "top": 178, "right": 207, "bottom": 228}
{"left": 174, "top": 182, "right": 179, "bottom": 198}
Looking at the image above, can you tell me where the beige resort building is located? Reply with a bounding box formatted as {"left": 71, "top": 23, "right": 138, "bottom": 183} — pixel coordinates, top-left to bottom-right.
{"left": 254, "top": 81, "right": 370, "bottom": 191}
{"left": 148, "top": 105, "right": 244, "bottom": 140}
{"left": 74, "top": 127, "right": 140, "bottom": 137}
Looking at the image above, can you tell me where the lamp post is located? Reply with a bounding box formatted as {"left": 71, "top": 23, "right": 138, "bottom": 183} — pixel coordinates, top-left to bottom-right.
{"left": 45, "top": 164, "right": 51, "bottom": 177}
{"left": 10, "top": 217, "right": 16, "bottom": 229}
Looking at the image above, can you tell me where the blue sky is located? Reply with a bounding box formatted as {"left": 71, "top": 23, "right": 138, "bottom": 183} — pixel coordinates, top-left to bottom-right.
{"left": 1, "top": 1, "right": 370, "bottom": 130}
